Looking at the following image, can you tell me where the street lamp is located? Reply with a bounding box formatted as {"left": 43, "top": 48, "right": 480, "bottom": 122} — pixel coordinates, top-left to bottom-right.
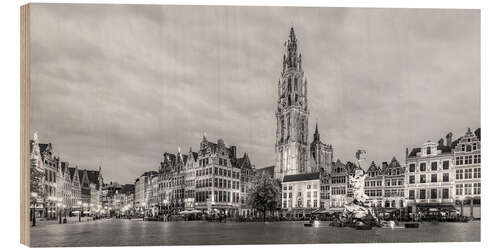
{"left": 77, "top": 201, "right": 82, "bottom": 222}
{"left": 57, "top": 197, "right": 63, "bottom": 224}
{"left": 63, "top": 204, "right": 67, "bottom": 223}
{"left": 31, "top": 192, "right": 38, "bottom": 226}
{"left": 163, "top": 199, "right": 167, "bottom": 216}
{"left": 57, "top": 202, "right": 61, "bottom": 224}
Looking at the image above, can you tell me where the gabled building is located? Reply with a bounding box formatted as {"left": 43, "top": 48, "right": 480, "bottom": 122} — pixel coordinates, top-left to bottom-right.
{"left": 195, "top": 136, "right": 242, "bottom": 216}
{"left": 405, "top": 134, "right": 456, "bottom": 214}
{"left": 381, "top": 157, "right": 405, "bottom": 209}
{"left": 453, "top": 128, "right": 481, "bottom": 218}
{"left": 39, "top": 142, "right": 59, "bottom": 219}
{"left": 232, "top": 152, "right": 255, "bottom": 217}
{"left": 56, "top": 161, "right": 72, "bottom": 216}
{"left": 78, "top": 169, "right": 91, "bottom": 214}
{"left": 183, "top": 148, "right": 199, "bottom": 210}
{"left": 68, "top": 166, "right": 82, "bottom": 213}
{"left": 365, "top": 161, "right": 384, "bottom": 207}
{"left": 329, "top": 159, "right": 348, "bottom": 209}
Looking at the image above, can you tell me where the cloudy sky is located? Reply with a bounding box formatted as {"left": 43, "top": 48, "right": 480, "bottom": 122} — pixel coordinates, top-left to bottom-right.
{"left": 30, "top": 4, "right": 480, "bottom": 184}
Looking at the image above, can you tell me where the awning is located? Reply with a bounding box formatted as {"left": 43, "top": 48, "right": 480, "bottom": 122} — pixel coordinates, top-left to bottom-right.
{"left": 416, "top": 203, "right": 456, "bottom": 209}
{"left": 179, "top": 210, "right": 203, "bottom": 215}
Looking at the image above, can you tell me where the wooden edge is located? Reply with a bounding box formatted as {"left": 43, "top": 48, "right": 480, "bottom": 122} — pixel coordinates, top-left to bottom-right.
{"left": 20, "top": 3, "right": 30, "bottom": 247}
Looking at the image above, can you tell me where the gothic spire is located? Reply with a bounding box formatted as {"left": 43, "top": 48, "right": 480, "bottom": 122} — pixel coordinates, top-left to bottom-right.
{"left": 283, "top": 26, "right": 301, "bottom": 72}
{"left": 314, "top": 122, "right": 320, "bottom": 141}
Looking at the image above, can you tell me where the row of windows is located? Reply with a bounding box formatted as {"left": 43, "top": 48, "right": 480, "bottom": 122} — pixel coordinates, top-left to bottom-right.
{"left": 455, "top": 155, "right": 481, "bottom": 165}
{"left": 195, "top": 190, "right": 240, "bottom": 203}
{"left": 456, "top": 183, "right": 481, "bottom": 195}
{"left": 283, "top": 199, "right": 318, "bottom": 209}
{"left": 194, "top": 167, "right": 241, "bottom": 179}
{"left": 195, "top": 178, "right": 240, "bottom": 190}
{"left": 385, "top": 178, "right": 404, "bottom": 187}
{"left": 365, "top": 189, "right": 383, "bottom": 197}
{"left": 409, "top": 173, "right": 449, "bottom": 184}
{"left": 409, "top": 161, "right": 450, "bottom": 173}
{"left": 331, "top": 176, "right": 346, "bottom": 184}
{"left": 456, "top": 168, "right": 480, "bottom": 180}
{"left": 384, "top": 189, "right": 404, "bottom": 197}
{"left": 331, "top": 187, "right": 346, "bottom": 195}
{"left": 460, "top": 142, "right": 478, "bottom": 152}
{"left": 199, "top": 157, "right": 210, "bottom": 167}
{"left": 365, "top": 180, "right": 383, "bottom": 187}
{"left": 408, "top": 188, "right": 450, "bottom": 200}
{"left": 283, "top": 191, "right": 319, "bottom": 199}
{"left": 283, "top": 183, "right": 319, "bottom": 191}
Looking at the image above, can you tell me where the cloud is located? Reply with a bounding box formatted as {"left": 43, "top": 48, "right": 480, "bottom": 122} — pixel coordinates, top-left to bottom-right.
{"left": 29, "top": 4, "right": 480, "bottom": 183}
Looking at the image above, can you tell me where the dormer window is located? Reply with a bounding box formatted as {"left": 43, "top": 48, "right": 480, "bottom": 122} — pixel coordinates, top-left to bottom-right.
{"left": 426, "top": 147, "right": 431, "bottom": 155}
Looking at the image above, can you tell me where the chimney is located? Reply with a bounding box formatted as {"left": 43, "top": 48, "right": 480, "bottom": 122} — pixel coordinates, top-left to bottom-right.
{"left": 446, "top": 132, "right": 453, "bottom": 147}
{"left": 405, "top": 148, "right": 409, "bottom": 160}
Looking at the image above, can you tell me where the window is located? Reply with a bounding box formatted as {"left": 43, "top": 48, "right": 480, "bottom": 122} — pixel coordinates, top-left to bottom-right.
{"left": 426, "top": 147, "right": 431, "bottom": 155}
{"left": 420, "top": 163, "right": 426, "bottom": 172}
{"left": 409, "top": 164, "right": 415, "bottom": 172}
{"left": 473, "top": 183, "right": 481, "bottom": 195}
{"left": 473, "top": 168, "right": 481, "bottom": 178}
{"left": 431, "top": 162, "right": 438, "bottom": 171}
{"left": 465, "top": 155, "right": 473, "bottom": 165}
{"left": 409, "top": 175, "right": 415, "bottom": 184}
{"left": 456, "top": 184, "right": 463, "bottom": 195}
{"left": 456, "top": 169, "right": 463, "bottom": 180}
{"left": 431, "top": 174, "right": 437, "bottom": 183}
{"left": 466, "top": 145, "right": 472, "bottom": 152}
{"left": 465, "top": 169, "right": 472, "bottom": 179}
{"left": 420, "top": 175, "right": 426, "bottom": 183}
{"left": 443, "top": 160, "right": 449, "bottom": 170}
{"left": 442, "top": 188, "right": 449, "bottom": 199}
{"left": 409, "top": 190, "right": 415, "bottom": 200}
{"left": 474, "top": 155, "right": 481, "bottom": 164}
{"left": 443, "top": 173, "right": 449, "bottom": 182}
{"left": 419, "top": 189, "right": 426, "bottom": 199}
{"left": 464, "top": 184, "right": 472, "bottom": 195}
{"left": 431, "top": 189, "right": 437, "bottom": 199}
{"left": 462, "top": 144, "right": 466, "bottom": 151}
{"left": 473, "top": 143, "right": 477, "bottom": 150}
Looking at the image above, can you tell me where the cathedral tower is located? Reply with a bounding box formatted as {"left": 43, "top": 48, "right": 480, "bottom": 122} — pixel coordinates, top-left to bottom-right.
{"left": 275, "top": 27, "right": 310, "bottom": 180}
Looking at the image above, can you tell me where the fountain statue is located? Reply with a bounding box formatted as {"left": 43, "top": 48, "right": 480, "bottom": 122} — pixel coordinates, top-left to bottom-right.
{"left": 333, "top": 150, "right": 380, "bottom": 229}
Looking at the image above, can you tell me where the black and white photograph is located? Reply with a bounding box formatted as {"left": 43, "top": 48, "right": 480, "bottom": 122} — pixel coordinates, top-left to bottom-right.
{"left": 22, "top": 3, "right": 480, "bottom": 247}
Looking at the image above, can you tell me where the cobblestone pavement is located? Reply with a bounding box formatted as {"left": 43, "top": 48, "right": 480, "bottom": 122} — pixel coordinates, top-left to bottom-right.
{"left": 30, "top": 219, "right": 480, "bottom": 247}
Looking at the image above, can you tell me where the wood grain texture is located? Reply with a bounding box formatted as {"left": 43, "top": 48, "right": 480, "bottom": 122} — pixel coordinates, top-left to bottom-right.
{"left": 20, "top": 3, "right": 30, "bottom": 246}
